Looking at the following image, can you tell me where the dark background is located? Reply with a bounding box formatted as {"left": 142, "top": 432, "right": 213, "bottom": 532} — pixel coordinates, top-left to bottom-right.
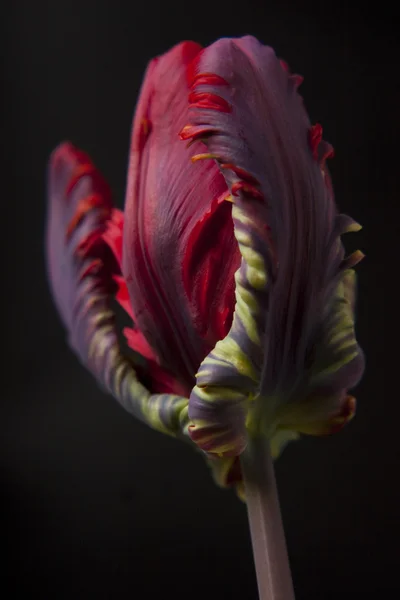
{"left": 2, "top": 1, "right": 399, "bottom": 598}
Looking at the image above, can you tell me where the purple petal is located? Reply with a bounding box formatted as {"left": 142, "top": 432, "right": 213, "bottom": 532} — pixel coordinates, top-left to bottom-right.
{"left": 186, "top": 37, "right": 364, "bottom": 456}
{"left": 46, "top": 142, "right": 189, "bottom": 437}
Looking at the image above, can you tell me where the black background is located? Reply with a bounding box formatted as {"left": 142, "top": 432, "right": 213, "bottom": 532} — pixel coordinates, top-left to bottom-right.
{"left": 3, "top": 1, "right": 399, "bottom": 598}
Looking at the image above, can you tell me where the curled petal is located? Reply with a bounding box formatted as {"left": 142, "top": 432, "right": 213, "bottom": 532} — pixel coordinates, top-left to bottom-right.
{"left": 46, "top": 142, "right": 189, "bottom": 438}
{"left": 185, "top": 36, "right": 364, "bottom": 455}
{"left": 280, "top": 395, "right": 356, "bottom": 436}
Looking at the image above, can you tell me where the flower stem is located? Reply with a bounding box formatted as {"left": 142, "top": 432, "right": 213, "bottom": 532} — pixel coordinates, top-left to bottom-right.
{"left": 240, "top": 437, "right": 295, "bottom": 600}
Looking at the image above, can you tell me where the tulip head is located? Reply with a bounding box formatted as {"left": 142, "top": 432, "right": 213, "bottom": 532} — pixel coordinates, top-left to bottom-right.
{"left": 46, "top": 36, "right": 364, "bottom": 499}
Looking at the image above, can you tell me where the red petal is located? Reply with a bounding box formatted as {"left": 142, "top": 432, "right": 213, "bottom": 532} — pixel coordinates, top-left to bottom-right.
{"left": 231, "top": 180, "right": 264, "bottom": 201}
{"left": 220, "top": 163, "right": 260, "bottom": 184}
{"left": 309, "top": 123, "right": 323, "bottom": 160}
{"left": 188, "top": 91, "right": 232, "bottom": 113}
{"left": 182, "top": 192, "right": 240, "bottom": 342}
{"left": 191, "top": 72, "right": 229, "bottom": 88}
{"left": 141, "top": 359, "right": 191, "bottom": 397}
{"left": 178, "top": 123, "right": 217, "bottom": 142}
{"left": 102, "top": 208, "right": 124, "bottom": 267}
{"left": 66, "top": 194, "right": 107, "bottom": 240}
{"left": 123, "top": 326, "right": 159, "bottom": 363}
{"left": 112, "top": 275, "right": 134, "bottom": 320}
{"left": 122, "top": 41, "right": 240, "bottom": 389}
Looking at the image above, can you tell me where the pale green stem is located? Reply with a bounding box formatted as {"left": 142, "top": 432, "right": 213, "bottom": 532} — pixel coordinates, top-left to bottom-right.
{"left": 240, "top": 437, "right": 296, "bottom": 600}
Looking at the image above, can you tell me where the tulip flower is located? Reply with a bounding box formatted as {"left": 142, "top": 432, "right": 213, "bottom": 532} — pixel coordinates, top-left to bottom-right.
{"left": 46, "top": 35, "right": 364, "bottom": 599}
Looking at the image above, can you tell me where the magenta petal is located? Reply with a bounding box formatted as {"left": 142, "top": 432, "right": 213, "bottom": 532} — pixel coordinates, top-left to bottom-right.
{"left": 122, "top": 41, "right": 240, "bottom": 391}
